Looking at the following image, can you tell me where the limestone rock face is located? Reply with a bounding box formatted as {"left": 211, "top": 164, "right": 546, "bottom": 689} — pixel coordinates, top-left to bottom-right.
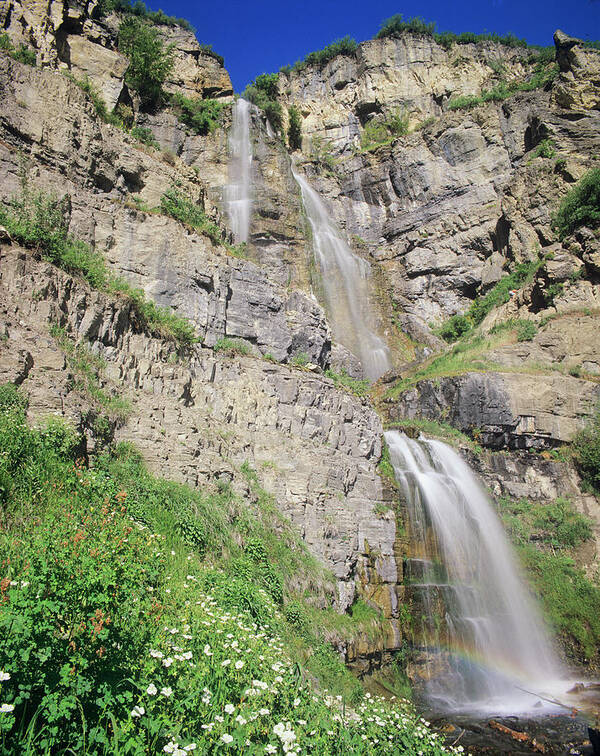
{"left": 0, "top": 0, "right": 232, "bottom": 102}
{"left": 0, "top": 244, "right": 401, "bottom": 633}
{"left": 553, "top": 30, "right": 600, "bottom": 111}
{"left": 0, "top": 58, "right": 329, "bottom": 366}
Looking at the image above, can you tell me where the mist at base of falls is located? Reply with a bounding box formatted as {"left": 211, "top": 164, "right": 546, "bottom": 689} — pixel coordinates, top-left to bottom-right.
{"left": 384, "top": 430, "right": 569, "bottom": 715}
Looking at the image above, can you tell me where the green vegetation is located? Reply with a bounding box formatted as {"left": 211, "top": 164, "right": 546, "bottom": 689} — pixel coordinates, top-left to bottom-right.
{"left": 118, "top": 17, "right": 175, "bottom": 109}
{"left": 324, "top": 369, "right": 371, "bottom": 397}
{"left": 291, "top": 35, "right": 358, "bottom": 72}
{"left": 50, "top": 325, "right": 131, "bottom": 422}
{"left": 243, "top": 73, "right": 283, "bottom": 131}
{"left": 213, "top": 338, "right": 251, "bottom": 356}
{"left": 96, "top": 0, "right": 193, "bottom": 30}
{"left": 516, "top": 320, "right": 537, "bottom": 342}
{"left": 169, "top": 93, "right": 226, "bottom": 135}
{"left": 287, "top": 104, "right": 302, "bottom": 150}
{"left": 552, "top": 168, "right": 600, "bottom": 240}
{"left": 129, "top": 125, "right": 159, "bottom": 148}
{"left": 0, "top": 32, "right": 36, "bottom": 65}
{"left": 0, "top": 385, "right": 458, "bottom": 754}
{"left": 497, "top": 495, "right": 599, "bottom": 660}
{"left": 159, "top": 188, "right": 247, "bottom": 258}
{"left": 572, "top": 404, "right": 600, "bottom": 493}
{"left": 310, "top": 136, "right": 337, "bottom": 174}
{"left": 438, "top": 258, "right": 543, "bottom": 342}
{"left": 290, "top": 352, "right": 309, "bottom": 367}
{"left": 532, "top": 138, "right": 556, "bottom": 159}
{"left": 446, "top": 62, "right": 559, "bottom": 111}
{"left": 376, "top": 14, "right": 528, "bottom": 49}
{"left": 0, "top": 180, "right": 197, "bottom": 346}
{"left": 360, "top": 110, "right": 409, "bottom": 151}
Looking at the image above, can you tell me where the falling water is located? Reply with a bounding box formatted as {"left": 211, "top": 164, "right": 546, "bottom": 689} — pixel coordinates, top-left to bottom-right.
{"left": 385, "top": 430, "right": 564, "bottom": 713}
{"left": 225, "top": 98, "right": 252, "bottom": 243}
{"left": 293, "top": 169, "right": 391, "bottom": 380}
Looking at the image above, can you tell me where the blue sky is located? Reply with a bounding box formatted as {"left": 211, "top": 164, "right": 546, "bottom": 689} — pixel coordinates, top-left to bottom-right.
{"left": 156, "top": 0, "right": 600, "bottom": 92}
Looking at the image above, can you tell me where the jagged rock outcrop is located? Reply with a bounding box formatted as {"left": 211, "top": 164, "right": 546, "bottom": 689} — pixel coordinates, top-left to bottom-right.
{"left": 0, "top": 56, "right": 329, "bottom": 365}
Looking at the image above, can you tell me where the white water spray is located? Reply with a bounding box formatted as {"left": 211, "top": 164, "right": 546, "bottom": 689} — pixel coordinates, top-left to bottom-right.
{"left": 385, "top": 430, "right": 564, "bottom": 713}
{"left": 225, "top": 98, "right": 252, "bottom": 243}
{"left": 292, "top": 169, "right": 391, "bottom": 381}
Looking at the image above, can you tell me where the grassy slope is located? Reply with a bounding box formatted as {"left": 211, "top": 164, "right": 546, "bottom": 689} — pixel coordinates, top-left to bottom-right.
{"left": 0, "top": 385, "right": 457, "bottom": 755}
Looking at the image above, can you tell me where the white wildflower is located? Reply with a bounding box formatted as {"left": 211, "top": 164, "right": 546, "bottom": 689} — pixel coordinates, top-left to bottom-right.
{"left": 221, "top": 734, "right": 233, "bottom": 744}
{"left": 130, "top": 705, "right": 145, "bottom": 718}
{"left": 0, "top": 672, "right": 10, "bottom": 682}
{"left": 224, "top": 703, "right": 235, "bottom": 714}
{"left": 235, "top": 660, "right": 244, "bottom": 670}
{"left": 146, "top": 683, "right": 158, "bottom": 696}
{"left": 161, "top": 686, "right": 173, "bottom": 697}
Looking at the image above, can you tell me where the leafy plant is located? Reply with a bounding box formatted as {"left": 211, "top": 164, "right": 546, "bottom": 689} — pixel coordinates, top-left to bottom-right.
{"left": 243, "top": 73, "right": 282, "bottom": 131}
{"left": 292, "top": 35, "right": 358, "bottom": 72}
{"left": 532, "top": 139, "right": 556, "bottom": 159}
{"left": 290, "top": 352, "right": 309, "bottom": 367}
{"left": 0, "top": 179, "right": 197, "bottom": 346}
{"left": 130, "top": 125, "right": 159, "bottom": 148}
{"left": 552, "top": 167, "right": 600, "bottom": 240}
{"left": 213, "top": 337, "right": 251, "bottom": 356}
{"left": 169, "top": 93, "right": 226, "bottom": 135}
{"left": 0, "top": 32, "right": 36, "bottom": 65}
{"left": 96, "top": 0, "right": 193, "bottom": 30}
{"left": 516, "top": 320, "right": 537, "bottom": 341}
{"left": 287, "top": 104, "right": 302, "bottom": 150}
{"left": 572, "top": 404, "right": 600, "bottom": 493}
{"left": 118, "top": 17, "right": 175, "bottom": 109}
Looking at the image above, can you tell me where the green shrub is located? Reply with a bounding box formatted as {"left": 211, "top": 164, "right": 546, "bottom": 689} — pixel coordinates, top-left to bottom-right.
{"left": 438, "top": 313, "right": 472, "bottom": 342}
{"left": 96, "top": 0, "right": 193, "bottom": 30}
{"left": 532, "top": 139, "right": 555, "bottom": 159}
{"left": 324, "top": 369, "right": 371, "bottom": 397}
{"left": 0, "top": 32, "right": 36, "bottom": 65}
{"left": 118, "top": 17, "right": 174, "bottom": 109}
{"left": 169, "top": 93, "right": 226, "bottom": 135}
{"left": 159, "top": 187, "right": 223, "bottom": 244}
{"left": 243, "top": 74, "right": 283, "bottom": 131}
{"left": 290, "top": 352, "right": 309, "bottom": 367}
{"left": 376, "top": 15, "right": 527, "bottom": 49}
{"left": 552, "top": 168, "right": 600, "bottom": 240}
{"left": 197, "top": 43, "right": 224, "bottom": 66}
{"left": 516, "top": 320, "right": 537, "bottom": 341}
{"left": 213, "top": 337, "right": 251, "bottom": 356}
{"left": 287, "top": 104, "right": 302, "bottom": 150}
{"left": 292, "top": 35, "right": 358, "bottom": 72}
{"left": 572, "top": 405, "right": 600, "bottom": 492}
{"left": 0, "top": 180, "right": 197, "bottom": 346}
{"left": 130, "top": 125, "right": 159, "bottom": 148}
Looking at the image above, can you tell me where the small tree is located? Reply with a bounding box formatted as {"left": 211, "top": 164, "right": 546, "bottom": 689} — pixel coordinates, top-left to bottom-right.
{"left": 552, "top": 168, "right": 600, "bottom": 240}
{"left": 118, "top": 17, "right": 174, "bottom": 109}
{"left": 287, "top": 105, "right": 302, "bottom": 150}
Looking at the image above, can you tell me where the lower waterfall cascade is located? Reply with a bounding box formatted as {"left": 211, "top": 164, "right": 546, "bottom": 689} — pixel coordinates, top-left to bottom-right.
{"left": 384, "top": 430, "right": 569, "bottom": 714}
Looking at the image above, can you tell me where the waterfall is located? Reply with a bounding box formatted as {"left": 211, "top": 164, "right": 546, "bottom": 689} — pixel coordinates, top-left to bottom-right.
{"left": 225, "top": 98, "right": 252, "bottom": 243}
{"left": 385, "top": 430, "right": 565, "bottom": 713}
{"left": 292, "top": 168, "right": 391, "bottom": 381}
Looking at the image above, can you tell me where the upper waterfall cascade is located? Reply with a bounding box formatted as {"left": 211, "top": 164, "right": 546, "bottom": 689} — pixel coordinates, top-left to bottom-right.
{"left": 385, "top": 430, "right": 566, "bottom": 713}
{"left": 292, "top": 169, "right": 391, "bottom": 381}
{"left": 225, "top": 98, "right": 252, "bottom": 243}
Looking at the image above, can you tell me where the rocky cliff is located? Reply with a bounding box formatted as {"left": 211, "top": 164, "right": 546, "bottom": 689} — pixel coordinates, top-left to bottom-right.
{"left": 1, "top": 2, "right": 599, "bottom": 678}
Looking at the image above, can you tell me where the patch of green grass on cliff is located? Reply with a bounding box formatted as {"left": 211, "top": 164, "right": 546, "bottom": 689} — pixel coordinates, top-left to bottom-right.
{"left": 0, "top": 32, "right": 36, "bottom": 66}
{"left": 242, "top": 73, "right": 283, "bottom": 132}
{"left": 437, "top": 258, "right": 544, "bottom": 343}
{"left": 359, "top": 109, "right": 410, "bottom": 152}
{"left": 169, "top": 93, "right": 226, "bottom": 135}
{"left": 497, "top": 495, "right": 600, "bottom": 662}
{"left": 552, "top": 168, "right": 600, "bottom": 240}
{"left": 324, "top": 369, "right": 371, "bottom": 397}
{"left": 288, "top": 35, "right": 358, "bottom": 73}
{"left": 0, "top": 384, "right": 456, "bottom": 754}
{"left": 376, "top": 14, "right": 529, "bottom": 49}
{"left": 159, "top": 187, "right": 247, "bottom": 258}
{"left": 50, "top": 324, "right": 132, "bottom": 423}
{"left": 572, "top": 403, "right": 600, "bottom": 493}
{"left": 0, "top": 183, "right": 198, "bottom": 346}
{"left": 96, "top": 0, "right": 194, "bottom": 31}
